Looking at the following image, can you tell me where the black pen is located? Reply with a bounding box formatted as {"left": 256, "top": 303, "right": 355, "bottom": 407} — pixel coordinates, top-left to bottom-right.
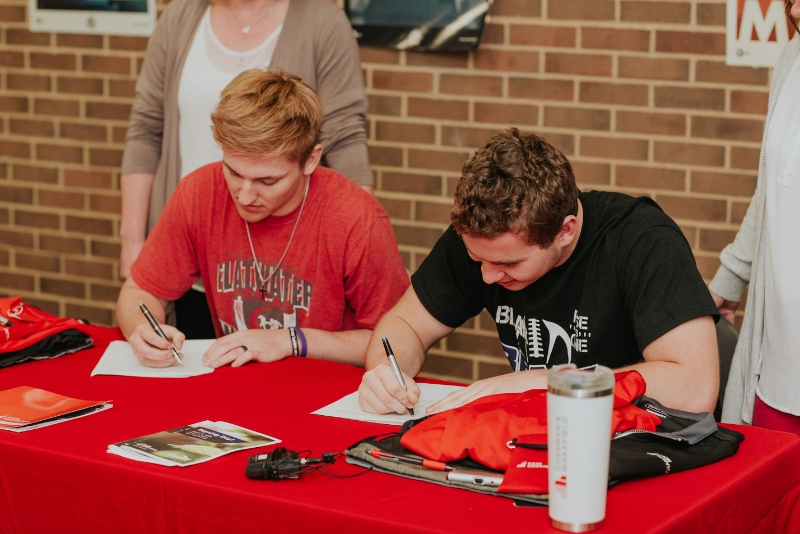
{"left": 139, "top": 303, "right": 182, "bottom": 364}
{"left": 381, "top": 336, "right": 414, "bottom": 416}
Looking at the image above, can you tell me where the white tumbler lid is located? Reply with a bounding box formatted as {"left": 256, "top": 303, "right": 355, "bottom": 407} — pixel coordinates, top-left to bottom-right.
{"left": 547, "top": 364, "right": 614, "bottom": 398}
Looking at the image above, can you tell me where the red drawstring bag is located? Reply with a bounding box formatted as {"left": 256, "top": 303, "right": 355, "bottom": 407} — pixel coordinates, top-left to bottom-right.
{"left": 0, "top": 297, "right": 93, "bottom": 367}
{"left": 399, "top": 370, "right": 661, "bottom": 472}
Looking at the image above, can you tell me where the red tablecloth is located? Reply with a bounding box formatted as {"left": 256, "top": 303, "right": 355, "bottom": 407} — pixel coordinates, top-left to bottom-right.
{"left": 0, "top": 326, "right": 798, "bottom": 534}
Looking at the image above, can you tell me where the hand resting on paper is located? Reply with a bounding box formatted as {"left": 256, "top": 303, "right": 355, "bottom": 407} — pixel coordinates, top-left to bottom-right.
{"left": 202, "top": 328, "right": 294, "bottom": 368}
{"left": 129, "top": 322, "right": 186, "bottom": 368}
{"left": 358, "top": 363, "right": 421, "bottom": 415}
{"left": 425, "top": 370, "right": 549, "bottom": 415}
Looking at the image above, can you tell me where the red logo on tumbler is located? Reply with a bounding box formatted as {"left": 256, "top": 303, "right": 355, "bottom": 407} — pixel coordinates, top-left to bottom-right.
{"left": 555, "top": 475, "right": 567, "bottom": 499}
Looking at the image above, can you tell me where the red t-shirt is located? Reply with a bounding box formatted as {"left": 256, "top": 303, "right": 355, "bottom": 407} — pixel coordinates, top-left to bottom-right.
{"left": 131, "top": 163, "right": 409, "bottom": 337}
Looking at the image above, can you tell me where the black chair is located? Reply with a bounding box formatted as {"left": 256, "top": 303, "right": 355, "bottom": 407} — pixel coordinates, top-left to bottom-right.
{"left": 714, "top": 317, "right": 739, "bottom": 421}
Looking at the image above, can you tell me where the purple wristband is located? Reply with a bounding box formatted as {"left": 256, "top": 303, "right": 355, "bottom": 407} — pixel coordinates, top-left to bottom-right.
{"left": 295, "top": 327, "right": 307, "bottom": 357}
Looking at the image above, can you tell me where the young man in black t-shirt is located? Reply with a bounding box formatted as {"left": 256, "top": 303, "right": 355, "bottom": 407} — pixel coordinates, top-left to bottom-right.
{"left": 358, "top": 129, "right": 720, "bottom": 416}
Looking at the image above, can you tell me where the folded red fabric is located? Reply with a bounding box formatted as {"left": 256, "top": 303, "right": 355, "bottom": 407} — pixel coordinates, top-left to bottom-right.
{"left": 400, "top": 370, "right": 661, "bottom": 471}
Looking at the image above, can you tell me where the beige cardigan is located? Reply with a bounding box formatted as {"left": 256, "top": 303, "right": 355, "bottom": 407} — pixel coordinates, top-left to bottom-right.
{"left": 709, "top": 37, "right": 800, "bottom": 425}
{"left": 121, "top": 0, "right": 373, "bottom": 232}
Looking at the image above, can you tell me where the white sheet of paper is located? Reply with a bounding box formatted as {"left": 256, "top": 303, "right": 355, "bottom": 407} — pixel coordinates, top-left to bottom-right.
{"left": 312, "top": 383, "right": 464, "bottom": 425}
{"left": 91, "top": 340, "right": 216, "bottom": 378}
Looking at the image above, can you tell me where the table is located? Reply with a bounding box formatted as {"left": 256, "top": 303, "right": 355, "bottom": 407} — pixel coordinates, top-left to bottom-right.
{"left": 0, "top": 325, "right": 798, "bottom": 534}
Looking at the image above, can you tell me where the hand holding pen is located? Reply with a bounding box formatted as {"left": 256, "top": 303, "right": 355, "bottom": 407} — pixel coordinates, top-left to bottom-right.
{"left": 138, "top": 303, "right": 183, "bottom": 365}
{"left": 382, "top": 336, "right": 414, "bottom": 416}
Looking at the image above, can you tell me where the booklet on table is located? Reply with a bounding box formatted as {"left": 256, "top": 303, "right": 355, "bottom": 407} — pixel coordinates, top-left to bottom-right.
{"left": 108, "top": 420, "right": 280, "bottom": 467}
{"left": 0, "top": 386, "right": 112, "bottom": 433}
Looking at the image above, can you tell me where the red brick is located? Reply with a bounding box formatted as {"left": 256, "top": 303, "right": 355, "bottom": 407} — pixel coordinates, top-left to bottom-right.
{"left": 483, "top": 23, "right": 505, "bottom": 45}
{"left": 691, "top": 171, "right": 756, "bottom": 197}
{"left": 376, "top": 197, "right": 411, "bottom": 220}
{"left": 474, "top": 102, "right": 538, "bottom": 125}
{"left": 0, "top": 96, "right": 28, "bottom": 113}
{"left": 16, "top": 252, "right": 60, "bottom": 272}
{"left": 695, "top": 255, "right": 721, "bottom": 280}
{"left": 0, "top": 185, "right": 33, "bottom": 203}
{"left": 656, "top": 30, "right": 725, "bottom": 55}
{"left": 549, "top": 1, "right": 615, "bottom": 20}
{"left": 474, "top": 49, "right": 538, "bottom": 72}
{"left": 420, "top": 353, "right": 472, "bottom": 381}
{"left": 39, "top": 235, "right": 86, "bottom": 254}
{"left": 416, "top": 201, "right": 452, "bottom": 224}
{"left": 509, "top": 78, "right": 574, "bottom": 100}
{"left": 407, "top": 52, "right": 468, "bottom": 68}
{"left": 64, "top": 169, "right": 113, "bottom": 189}
{"left": 57, "top": 33, "right": 103, "bottom": 48}
{"left": 491, "top": 0, "right": 542, "bottom": 17}
{"left": 65, "top": 304, "right": 113, "bottom": 326}
{"left": 110, "top": 80, "right": 137, "bottom": 98}
{"left": 10, "top": 119, "right": 54, "bottom": 137}
{"left": 373, "top": 71, "right": 433, "bottom": 92}
{"left": 572, "top": 161, "right": 610, "bottom": 185}
{"left": 30, "top": 53, "right": 77, "bottom": 71}
{"left": 510, "top": 24, "right": 575, "bottom": 47}
{"left": 617, "top": 111, "right": 686, "bottom": 136}
{"left": 442, "top": 126, "right": 498, "bottom": 148}
{"left": 37, "top": 144, "right": 83, "bottom": 164}
{"left": 447, "top": 331, "right": 505, "bottom": 357}
{"left": 393, "top": 224, "right": 447, "bottom": 248}
{"left": 699, "top": 229, "right": 738, "bottom": 252}
{"left": 0, "top": 141, "right": 31, "bottom": 158}
{"left": 616, "top": 165, "right": 686, "bottom": 191}
{"left": 91, "top": 240, "right": 121, "bottom": 259}
{"left": 621, "top": 1, "right": 691, "bottom": 23}
{"left": 731, "top": 90, "right": 769, "bottom": 114}
{"left": 619, "top": 57, "right": 689, "bottom": 81}
{"left": 409, "top": 149, "right": 471, "bottom": 173}
{"left": 89, "top": 149, "right": 124, "bottom": 167}
{"left": 65, "top": 215, "right": 113, "bottom": 236}
{"left": 57, "top": 77, "right": 104, "bottom": 95}
{"left": 695, "top": 61, "right": 769, "bottom": 85}
{"left": 368, "top": 95, "right": 402, "bottom": 116}
{"left": 656, "top": 195, "right": 727, "bottom": 222}
{"left": 113, "top": 127, "right": 128, "bottom": 144}
{"left": 545, "top": 52, "right": 612, "bottom": 76}
{"left": 7, "top": 74, "right": 51, "bottom": 92}
{"left": 545, "top": 107, "right": 609, "bottom": 130}
{"left": 382, "top": 172, "right": 442, "bottom": 195}
{"left": 91, "top": 283, "right": 122, "bottom": 303}
{"left": 41, "top": 277, "right": 86, "bottom": 298}
{"left": 581, "top": 136, "right": 648, "bottom": 160}
{"left": 0, "top": 5, "right": 26, "bottom": 22}
{"left": 61, "top": 123, "right": 108, "bottom": 142}
{"left": 39, "top": 189, "right": 85, "bottom": 209}
{"left": 691, "top": 116, "right": 764, "bottom": 143}
{"left": 66, "top": 259, "right": 114, "bottom": 279}
{"left": 25, "top": 298, "right": 59, "bottom": 315}
{"left": 730, "top": 146, "right": 760, "bottom": 171}
{"left": 579, "top": 82, "right": 648, "bottom": 106}
{"left": 359, "top": 47, "right": 400, "bottom": 64}
{"left": 655, "top": 87, "right": 725, "bottom": 110}
{"left": 0, "top": 249, "right": 11, "bottom": 266}
{"left": 582, "top": 27, "right": 650, "bottom": 51}
{"left": 86, "top": 102, "right": 132, "bottom": 121}
{"left": 0, "top": 230, "right": 34, "bottom": 248}
{"left": 654, "top": 141, "right": 725, "bottom": 167}
{"left": 82, "top": 55, "right": 131, "bottom": 75}
{"left": 6, "top": 29, "right": 50, "bottom": 46}
{"left": 15, "top": 210, "right": 60, "bottom": 229}
{"left": 478, "top": 361, "right": 513, "bottom": 380}
{"left": 109, "top": 36, "right": 148, "bottom": 51}
{"left": 732, "top": 201, "right": 749, "bottom": 223}
{"left": 375, "top": 121, "right": 435, "bottom": 144}
{"left": 540, "top": 132, "right": 575, "bottom": 156}
{"left": 0, "top": 272, "right": 34, "bottom": 291}
{"left": 697, "top": 3, "right": 726, "bottom": 26}
{"left": 34, "top": 99, "right": 80, "bottom": 117}
{"left": 408, "top": 98, "right": 469, "bottom": 121}
{"left": 441, "top": 74, "right": 503, "bottom": 97}
{"left": 367, "top": 145, "right": 403, "bottom": 167}
{"left": 13, "top": 165, "right": 58, "bottom": 184}
{"left": 0, "top": 51, "right": 24, "bottom": 68}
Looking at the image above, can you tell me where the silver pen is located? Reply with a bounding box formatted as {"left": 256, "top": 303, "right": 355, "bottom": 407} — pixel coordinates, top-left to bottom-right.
{"left": 139, "top": 303, "right": 182, "bottom": 364}
{"left": 447, "top": 471, "right": 504, "bottom": 487}
{"left": 381, "top": 336, "right": 414, "bottom": 416}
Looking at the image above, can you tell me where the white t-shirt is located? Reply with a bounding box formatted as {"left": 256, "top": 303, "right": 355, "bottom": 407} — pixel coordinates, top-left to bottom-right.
{"left": 758, "top": 51, "right": 800, "bottom": 416}
{"left": 177, "top": 7, "right": 282, "bottom": 178}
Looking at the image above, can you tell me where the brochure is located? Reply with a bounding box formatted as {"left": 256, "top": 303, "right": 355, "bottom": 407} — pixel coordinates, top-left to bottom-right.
{"left": 108, "top": 420, "right": 280, "bottom": 467}
{"left": 0, "top": 386, "right": 112, "bottom": 432}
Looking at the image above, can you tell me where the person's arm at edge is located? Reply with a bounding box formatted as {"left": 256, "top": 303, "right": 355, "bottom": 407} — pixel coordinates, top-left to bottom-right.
{"left": 116, "top": 277, "right": 186, "bottom": 367}
{"left": 119, "top": 172, "right": 155, "bottom": 279}
{"left": 358, "top": 286, "right": 455, "bottom": 415}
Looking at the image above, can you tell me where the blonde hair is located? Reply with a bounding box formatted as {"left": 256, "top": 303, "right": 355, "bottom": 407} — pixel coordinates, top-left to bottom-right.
{"left": 211, "top": 68, "right": 323, "bottom": 164}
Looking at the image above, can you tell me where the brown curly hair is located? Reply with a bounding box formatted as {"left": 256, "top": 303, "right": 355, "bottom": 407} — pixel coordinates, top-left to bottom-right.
{"left": 451, "top": 128, "right": 579, "bottom": 248}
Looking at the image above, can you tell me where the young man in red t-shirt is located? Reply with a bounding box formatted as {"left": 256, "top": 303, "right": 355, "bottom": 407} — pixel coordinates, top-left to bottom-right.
{"left": 116, "top": 69, "right": 409, "bottom": 368}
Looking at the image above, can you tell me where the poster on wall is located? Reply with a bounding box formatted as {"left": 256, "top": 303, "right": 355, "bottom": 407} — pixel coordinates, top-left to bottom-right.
{"left": 28, "top": 0, "right": 156, "bottom": 36}
{"left": 727, "top": 0, "right": 796, "bottom": 67}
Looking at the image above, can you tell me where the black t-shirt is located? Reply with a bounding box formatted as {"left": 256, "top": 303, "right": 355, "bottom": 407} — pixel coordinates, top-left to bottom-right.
{"left": 412, "top": 191, "right": 719, "bottom": 372}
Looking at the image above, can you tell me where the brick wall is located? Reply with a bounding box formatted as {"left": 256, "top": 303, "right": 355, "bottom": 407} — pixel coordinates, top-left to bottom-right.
{"left": 0, "top": 0, "right": 763, "bottom": 383}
